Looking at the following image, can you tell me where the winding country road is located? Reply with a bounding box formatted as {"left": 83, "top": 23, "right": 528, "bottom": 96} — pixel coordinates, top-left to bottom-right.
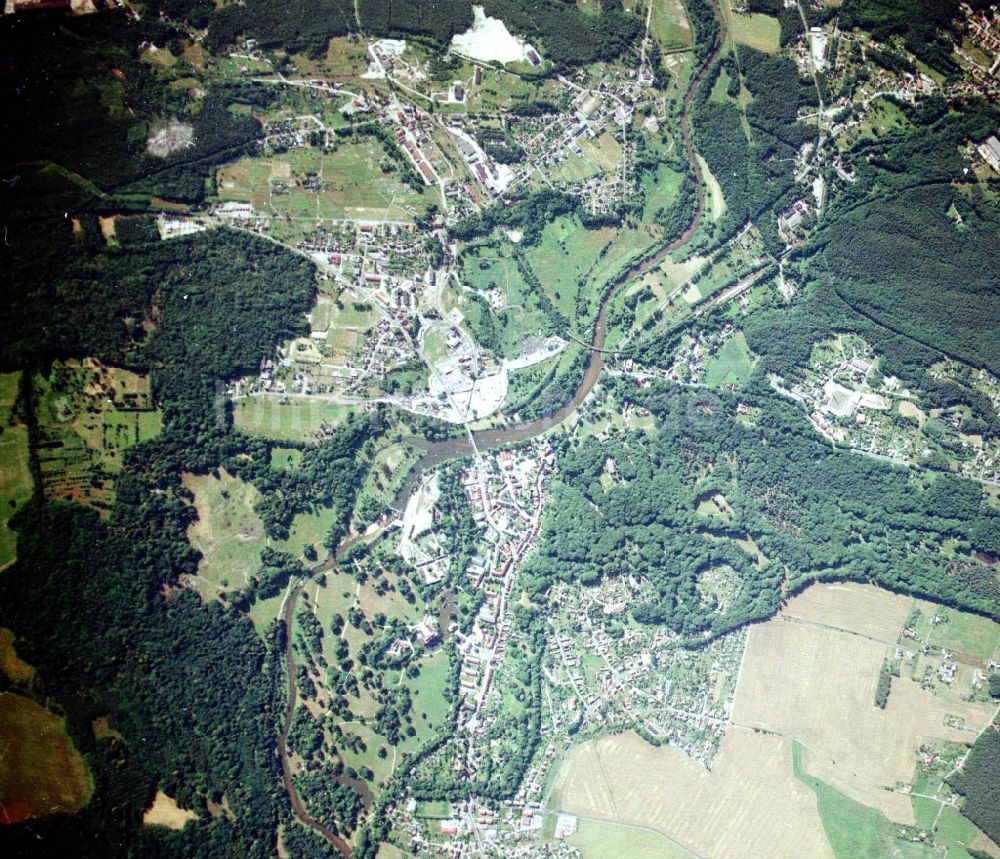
{"left": 277, "top": 8, "right": 726, "bottom": 854}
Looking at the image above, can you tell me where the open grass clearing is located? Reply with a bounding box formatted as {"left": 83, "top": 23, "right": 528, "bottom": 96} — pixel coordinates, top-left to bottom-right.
{"left": 32, "top": 361, "right": 160, "bottom": 509}
{"left": 650, "top": 0, "right": 693, "bottom": 50}
{"left": 695, "top": 154, "right": 725, "bottom": 221}
{"left": 0, "top": 692, "right": 93, "bottom": 824}
{"left": 703, "top": 332, "right": 754, "bottom": 388}
{"left": 911, "top": 600, "right": 1000, "bottom": 667}
{"left": 233, "top": 398, "right": 359, "bottom": 441}
{"left": 721, "top": 0, "right": 781, "bottom": 53}
{"left": 183, "top": 469, "right": 266, "bottom": 598}
{"left": 143, "top": 790, "right": 198, "bottom": 830}
{"left": 0, "top": 373, "right": 32, "bottom": 569}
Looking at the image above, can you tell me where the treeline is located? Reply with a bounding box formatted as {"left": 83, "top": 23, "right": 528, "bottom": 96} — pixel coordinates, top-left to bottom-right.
{"left": 840, "top": 0, "right": 993, "bottom": 76}
{"left": 949, "top": 726, "right": 1000, "bottom": 844}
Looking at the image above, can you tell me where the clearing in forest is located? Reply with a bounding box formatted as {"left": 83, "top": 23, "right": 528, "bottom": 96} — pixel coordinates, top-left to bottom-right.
{"left": 183, "top": 469, "right": 266, "bottom": 598}
{"left": 0, "top": 373, "right": 32, "bottom": 569}
{"left": 722, "top": 0, "right": 781, "bottom": 53}
{"left": 143, "top": 790, "right": 198, "bottom": 830}
{"left": 650, "top": 0, "right": 693, "bottom": 50}
{"left": 0, "top": 692, "right": 93, "bottom": 824}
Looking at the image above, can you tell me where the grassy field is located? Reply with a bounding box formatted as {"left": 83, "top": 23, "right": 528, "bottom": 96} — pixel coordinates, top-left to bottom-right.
{"left": 526, "top": 216, "right": 616, "bottom": 328}
{"left": 695, "top": 154, "right": 726, "bottom": 222}
{"left": 912, "top": 601, "right": 1000, "bottom": 666}
{"left": 641, "top": 163, "right": 686, "bottom": 223}
{"left": 32, "top": 360, "right": 160, "bottom": 510}
{"left": 216, "top": 141, "right": 431, "bottom": 223}
{"left": 722, "top": 0, "right": 781, "bottom": 53}
{"left": 0, "top": 692, "right": 93, "bottom": 824}
{"left": 568, "top": 818, "right": 691, "bottom": 858}
{"left": 183, "top": 469, "right": 266, "bottom": 599}
{"left": 703, "top": 332, "right": 754, "bottom": 387}
{"left": 650, "top": 0, "right": 694, "bottom": 50}
{"left": 0, "top": 373, "right": 32, "bottom": 569}
{"left": 233, "top": 398, "right": 359, "bottom": 441}
{"left": 270, "top": 447, "right": 304, "bottom": 470}
{"left": 459, "top": 241, "right": 551, "bottom": 358}
{"left": 143, "top": 790, "right": 198, "bottom": 830}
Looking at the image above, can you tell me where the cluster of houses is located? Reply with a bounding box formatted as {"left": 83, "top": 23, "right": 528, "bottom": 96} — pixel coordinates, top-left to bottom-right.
{"left": 453, "top": 444, "right": 554, "bottom": 727}
{"left": 772, "top": 336, "right": 1000, "bottom": 487}
{"left": 543, "top": 577, "right": 746, "bottom": 769}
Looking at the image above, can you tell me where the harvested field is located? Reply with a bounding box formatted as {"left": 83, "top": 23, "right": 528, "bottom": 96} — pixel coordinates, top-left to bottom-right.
{"left": 732, "top": 598, "right": 996, "bottom": 795}
{"left": 780, "top": 582, "right": 911, "bottom": 643}
{"left": 555, "top": 583, "right": 1000, "bottom": 854}
{"left": 554, "top": 728, "right": 832, "bottom": 859}
{"left": 143, "top": 790, "right": 198, "bottom": 829}
{"left": 0, "top": 692, "right": 93, "bottom": 824}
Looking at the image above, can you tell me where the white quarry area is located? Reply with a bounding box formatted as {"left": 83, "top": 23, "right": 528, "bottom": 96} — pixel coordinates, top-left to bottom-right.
{"left": 820, "top": 380, "right": 890, "bottom": 418}
{"left": 450, "top": 6, "right": 531, "bottom": 64}
{"left": 397, "top": 472, "right": 450, "bottom": 584}
{"left": 157, "top": 216, "right": 207, "bottom": 240}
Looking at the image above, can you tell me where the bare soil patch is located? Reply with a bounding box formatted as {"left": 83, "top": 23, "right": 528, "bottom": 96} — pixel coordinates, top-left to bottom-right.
{"left": 143, "top": 790, "right": 198, "bottom": 829}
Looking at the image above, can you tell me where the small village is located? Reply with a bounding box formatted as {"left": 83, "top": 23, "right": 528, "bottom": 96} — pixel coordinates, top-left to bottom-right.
{"left": 543, "top": 576, "right": 746, "bottom": 768}
{"left": 771, "top": 334, "right": 1000, "bottom": 487}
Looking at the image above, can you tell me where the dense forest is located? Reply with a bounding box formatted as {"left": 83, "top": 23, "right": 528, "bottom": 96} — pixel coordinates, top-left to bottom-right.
{"left": 840, "top": 0, "right": 993, "bottom": 75}
{"left": 523, "top": 378, "right": 1000, "bottom": 638}
{"left": 0, "top": 222, "right": 383, "bottom": 855}
{"left": 691, "top": 45, "right": 817, "bottom": 246}
{"left": 949, "top": 726, "right": 1000, "bottom": 844}
{"left": 202, "top": 0, "right": 642, "bottom": 67}
{"left": 1, "top": 11, "right": 260, "bottom": 206}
